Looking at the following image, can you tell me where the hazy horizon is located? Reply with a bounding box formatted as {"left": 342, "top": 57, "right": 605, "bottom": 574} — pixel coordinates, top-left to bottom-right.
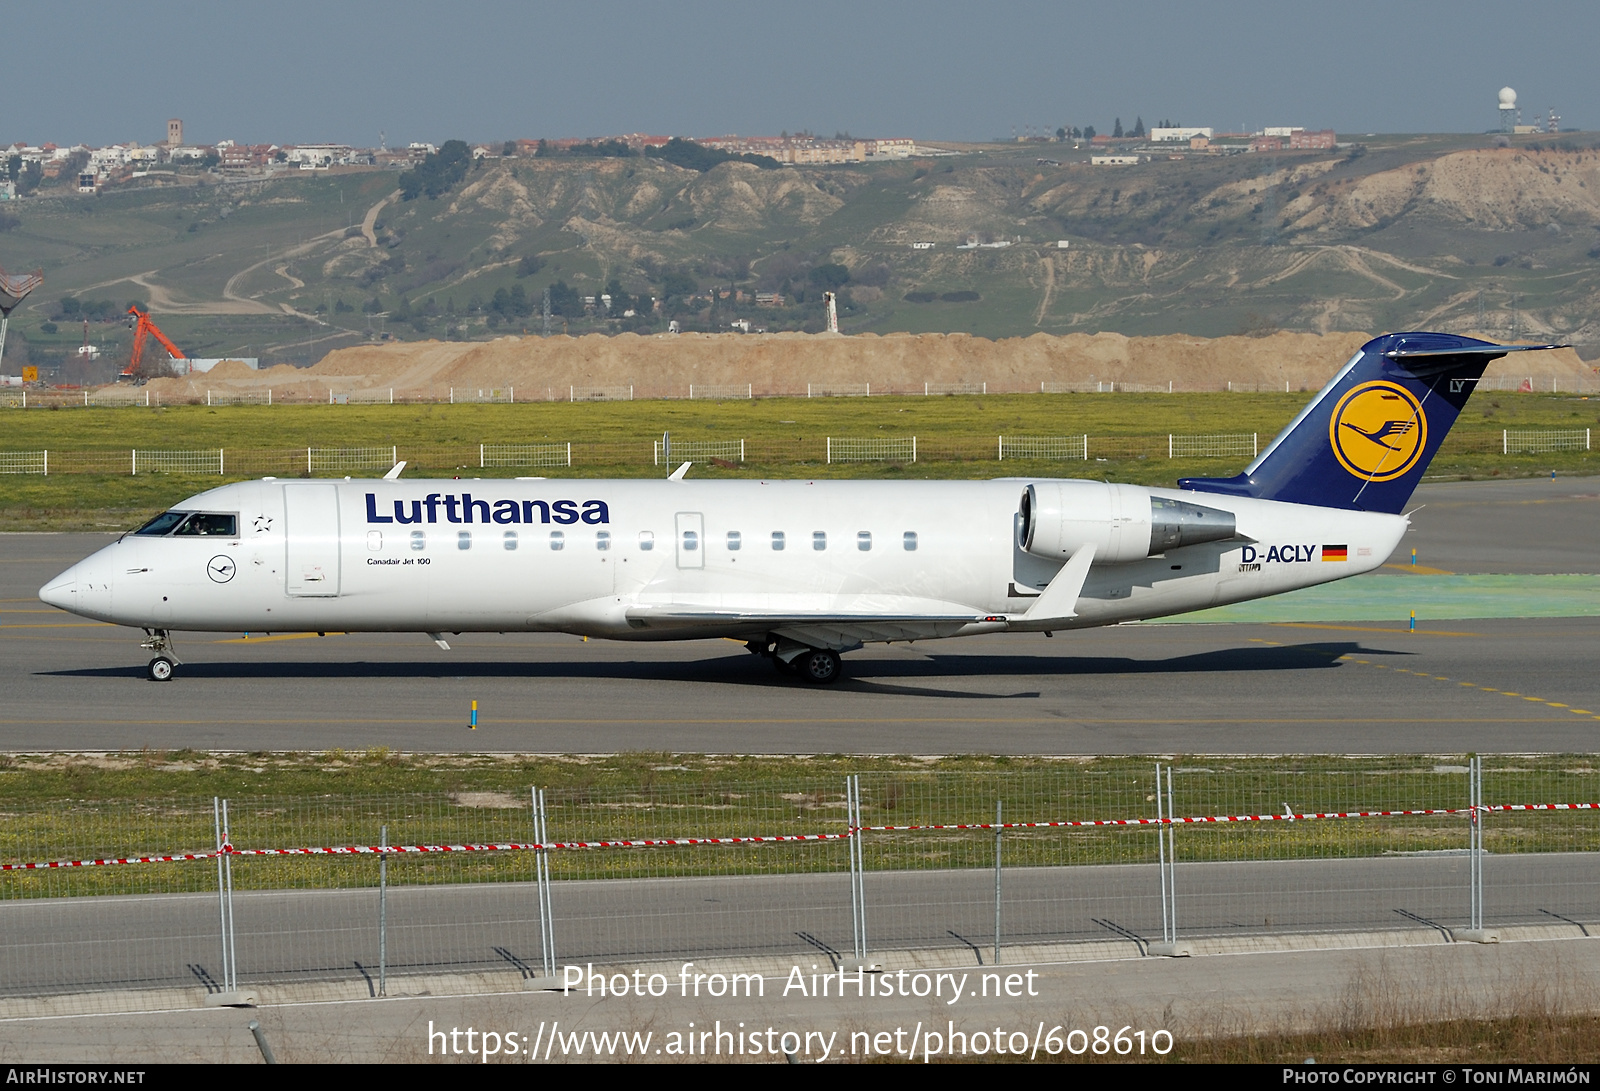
{"left": 7, "top": 1, "right": 1597, "bottom": 148}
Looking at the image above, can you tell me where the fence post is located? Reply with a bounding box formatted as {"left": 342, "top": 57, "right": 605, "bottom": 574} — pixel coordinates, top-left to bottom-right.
{"left": 1168, "top": 434, "right": 1173, "bottom": 460}
{"left": 740, "top": 439, "right": 745, "bottom": 462}
{"left": 480, "top": 444, "right": 484, "bottom": 470}
{"left": 212, "top": 797, "right": 241, "bottom": 997}
{"left": 1148, "top": 764, "right": 1188, "bottom": 957}
{"left": 1504, "top": 429, "right": 1508, "bottom": 455}
{"left": 392, "top": 446, "right": 397, "bottom": 467}
{"left": 1083, "top": 434, "right": 1088, "bottom": 461}
{"left": 307, "top": 448, "right": 312, "bottom": 475}
{"left": 131, "top": 449, "right": 136, "bottom": 476}
{"left": 509, "top": 386, "right": 514, "bottom": 404}
{"left": 219, "top": 449, "right": 224, "bottom": 476}
{"left": 566, "top": 442, "right": 571, "bottom": 467}
{"left": 533, "top": 787, "right": 556, "bottom": 980}
{"left": 998, "top": 436, "right": 1004, "bottom": 462}
{"left": 827, "top": 438, "right": 832, "bottom": 464}
{"left": 42, "top": 450, "right": 47, "bottom": 477}
{"left": 1458, "top": 756, "right": 1497, "bottom": 942}
{"left": 911, "top": 436, "right": 916, "bottom": 464}
{"left": 378, "top": 824, "right": 388, "bottom": 997}
{"left": 268, "top": 389, "right": 272, "bottom": 407}
{"left": 993, "top": 799, "right": 1003, "bottom": 966}
{"left": 449, "top": 388, "right": 454, "bottom": 405}
{"left": 848, "top": 775, "right": 867, "bottom": 963}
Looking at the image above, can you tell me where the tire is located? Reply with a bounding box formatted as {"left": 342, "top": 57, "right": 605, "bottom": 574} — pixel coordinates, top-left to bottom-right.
{"left": 797, "top": 648, "right": 843, "bottom": 684}
{"left": 147, "top": 656, "right": 175, "bottom": 682}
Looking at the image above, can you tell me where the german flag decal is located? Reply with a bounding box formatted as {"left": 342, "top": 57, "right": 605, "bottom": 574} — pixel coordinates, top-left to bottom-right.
{"left": 1322, "top": 544, "right": 1349, "bottom": 562}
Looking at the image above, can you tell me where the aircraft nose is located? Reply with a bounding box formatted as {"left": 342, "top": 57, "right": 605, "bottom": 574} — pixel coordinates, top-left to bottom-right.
{"left": 39, "top": 566, "right": 78, "bottom": 610}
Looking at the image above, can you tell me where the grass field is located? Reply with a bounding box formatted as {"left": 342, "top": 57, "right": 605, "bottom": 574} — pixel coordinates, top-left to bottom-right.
{"left": 2, "top": 391, "right": 1596, "bottom": 529}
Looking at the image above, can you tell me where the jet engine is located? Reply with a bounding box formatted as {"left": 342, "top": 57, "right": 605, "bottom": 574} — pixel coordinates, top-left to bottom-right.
{"left": 1018, "top": 482, "right": 1236, "bottom": 563}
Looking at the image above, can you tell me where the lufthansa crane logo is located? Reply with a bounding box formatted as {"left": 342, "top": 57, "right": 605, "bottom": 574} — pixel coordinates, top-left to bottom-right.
{"left": 206, "top": 555, "right": 237, "bottom": 584}
{"left": 1328, "top": 381, "right": 1427, "bottom": 482}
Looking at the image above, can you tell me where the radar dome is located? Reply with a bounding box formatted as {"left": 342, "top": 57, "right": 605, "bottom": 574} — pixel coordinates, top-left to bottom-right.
{"left": 1499, "top": 87, "right": 1517, "bottom": 108}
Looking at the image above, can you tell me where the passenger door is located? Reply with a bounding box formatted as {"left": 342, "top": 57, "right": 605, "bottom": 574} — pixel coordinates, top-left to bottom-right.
{"left": 283, "top": 484, "right": 342, "bottom": 596}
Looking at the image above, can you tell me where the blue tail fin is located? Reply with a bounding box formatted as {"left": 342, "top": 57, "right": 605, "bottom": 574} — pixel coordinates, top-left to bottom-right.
{"left": 1179, "top": 332, "right": 1563, "bottom": 514}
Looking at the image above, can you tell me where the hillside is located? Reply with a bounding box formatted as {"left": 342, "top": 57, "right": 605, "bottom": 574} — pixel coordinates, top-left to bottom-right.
{"left": 3, "top": 132, "right": 1600, "bottom": 382}
{"left": 145, "top": 330, "right": 1591, "bottom": 402}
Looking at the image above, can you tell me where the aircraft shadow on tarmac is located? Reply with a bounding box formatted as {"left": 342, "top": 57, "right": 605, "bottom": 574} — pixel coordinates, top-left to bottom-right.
{"left": 42, "top": 641, "right": 1394, "bottom": 698}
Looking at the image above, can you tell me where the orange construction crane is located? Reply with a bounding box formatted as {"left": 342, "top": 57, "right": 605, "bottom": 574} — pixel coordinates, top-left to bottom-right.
{"left": 121, "top": 305, "right": 186, "bottom": 380}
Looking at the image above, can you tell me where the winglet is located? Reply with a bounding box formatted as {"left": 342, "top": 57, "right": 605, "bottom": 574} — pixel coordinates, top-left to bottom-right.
{"left": 668, "top": 461, "right": 692, "bottom": 481}
{"left": 383, "top": 461, "right": 407, "bottom": 480}
{"left": 1022, "top": 543, "right": 1096, "bottom": 622}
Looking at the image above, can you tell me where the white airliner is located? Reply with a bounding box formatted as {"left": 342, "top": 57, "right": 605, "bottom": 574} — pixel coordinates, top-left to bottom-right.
{"left": 39, "top": 333, "right": 1559, "bottom": 682}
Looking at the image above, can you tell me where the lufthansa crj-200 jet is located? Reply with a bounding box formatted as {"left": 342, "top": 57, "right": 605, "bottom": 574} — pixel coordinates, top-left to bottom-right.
{"left": 39, "top": 333, "right": 1559, "bottom": 682}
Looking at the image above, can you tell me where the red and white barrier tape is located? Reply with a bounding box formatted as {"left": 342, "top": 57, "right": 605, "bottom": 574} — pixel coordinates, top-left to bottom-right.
{"left": 2, "top": 803, "right": 1593, "bottom": 873}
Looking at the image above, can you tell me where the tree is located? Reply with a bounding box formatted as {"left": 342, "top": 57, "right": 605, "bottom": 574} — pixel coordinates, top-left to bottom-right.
{"left": 1083, "top": 126, "right": 1096, "bottom": 140}
{"left": 502, "top": 140, "right": 516, "bottom": 157}
{"left": 659, "top": 270, "right": 696, "bottom": 302}
{"left": 1055, "top": 127, "right": 1067, "bottom": 141}
{"left": 1113, "top": 118, "right": 1123, "bottom": 138}
{"left": 1132, "top": 117, "right": 1146, "bottom": 138}
{"left": 398, "top": 139, "right": 472, "bottom": 201}
{"left": 546, "top": 280, "right": 582, "bottom": 317}
{"left": 516, "top": 254, "right": 545, "bottom": 278}
{"left": 808, "top": 263, "right": 850, "bottom": 291}
{"left": 646, "top": 137, "right": 778, "bottom": 172}
{"left": 604, "top": 277, "right": 632, "bottom": 316}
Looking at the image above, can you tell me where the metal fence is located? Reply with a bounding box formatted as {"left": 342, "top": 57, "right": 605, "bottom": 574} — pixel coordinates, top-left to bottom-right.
{"left": 306, "top": 447, "right": 397, "bottom": 474}
{"left": 479, "top": 443, "right": 572, "bottom": 469}
{"left": 997, "top": 435, "right": 1088, "bottom": 461}
{"left": 569, "top": 385, "right": 632, "bottom": 402}
{"left": 1504, "top": 428, "right": 1590, "bottom": 454}
{"left": 1168, "top": 433, "right": 1259, "bottom": 459}
{"left": 827, "top": 436, "right": 916, "bottom": 463}
{"left": 689, "top": 384, "right": 752, "bottom": 400}
{"left": 450, "top": 388, "right": 514, "bottom": 404}
{"left": 2, "top": 758, "right": 1598, "bottom": 1013}
{"left": 808, "top": 383, "right": 871, "bottom": 397}
{"left": 132, "top": 449, "right": 225, "bottom": 475}
{"left": 925, "top": 382, "right": 986, "bottom": 396}
{"left": 0, "top": 450, "right": 46, "bottom": 475}
{"left": 653, "top": 439, "right": 746, "bottom": 466}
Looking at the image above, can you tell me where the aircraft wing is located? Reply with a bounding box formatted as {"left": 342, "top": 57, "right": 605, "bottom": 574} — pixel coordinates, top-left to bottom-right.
{"left": 622, "top": 598, "right": 1000, "bottom": 647}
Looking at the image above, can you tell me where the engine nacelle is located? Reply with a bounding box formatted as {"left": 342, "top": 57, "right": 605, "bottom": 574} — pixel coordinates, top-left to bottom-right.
{"left": 1019, "top": 482, "right": 1236, "bottom": 564}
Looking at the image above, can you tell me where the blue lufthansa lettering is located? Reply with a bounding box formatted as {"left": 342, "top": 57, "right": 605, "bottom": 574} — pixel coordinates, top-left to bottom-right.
{"left": 365, "top": 493, "right": 611, "bottom": 526}
{"left": 1240, "top": 545, "right": 1257, "bottom": 563}
{"left": 1265, "top": 545, "right": 1280, "bottom": 563}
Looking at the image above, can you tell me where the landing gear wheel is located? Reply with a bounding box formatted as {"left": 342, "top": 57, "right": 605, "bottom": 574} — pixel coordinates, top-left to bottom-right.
{"left": 796, "top": 648, "right": 844, "bottom": 685}
{"left": 147, "top": 656, "right": 175, "bottom": 682}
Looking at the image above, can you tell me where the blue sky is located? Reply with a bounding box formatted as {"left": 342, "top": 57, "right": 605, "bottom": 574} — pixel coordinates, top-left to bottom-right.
{"left": 8, "top": 1, "right": 1596, "bottom": 147}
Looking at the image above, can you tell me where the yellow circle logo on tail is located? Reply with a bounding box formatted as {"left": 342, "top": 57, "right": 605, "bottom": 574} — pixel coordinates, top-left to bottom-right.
{"left": 1329, "top": 381, "right": 1428, "bottom": 482}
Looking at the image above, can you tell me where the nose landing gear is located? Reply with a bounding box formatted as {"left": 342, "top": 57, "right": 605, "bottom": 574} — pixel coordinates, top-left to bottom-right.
{"left": 140, "top": 629, "right": 180, "bottom": 681}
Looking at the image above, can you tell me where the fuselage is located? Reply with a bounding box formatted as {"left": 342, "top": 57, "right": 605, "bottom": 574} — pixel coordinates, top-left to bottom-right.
{"left": 39, "top": 476, "right": 1406, "bottom": 644}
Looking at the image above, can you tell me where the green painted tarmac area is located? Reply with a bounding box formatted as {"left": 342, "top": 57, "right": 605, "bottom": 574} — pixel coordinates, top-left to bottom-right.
{"left": 1165, "top": 574, "right": 1600, "bottom": 624}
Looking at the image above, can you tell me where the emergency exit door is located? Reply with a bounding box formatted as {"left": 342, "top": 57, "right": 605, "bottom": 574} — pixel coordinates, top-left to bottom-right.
{"left": 675, "top": 512, "right": 704, "bottom": 570}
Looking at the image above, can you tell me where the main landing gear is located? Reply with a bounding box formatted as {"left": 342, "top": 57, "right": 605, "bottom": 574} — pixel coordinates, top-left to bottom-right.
{"left": 748, "top": 638, "right": 845, "bottom": 684}
{"left": 140, "top": 629, "right": 179, "bottom": 682}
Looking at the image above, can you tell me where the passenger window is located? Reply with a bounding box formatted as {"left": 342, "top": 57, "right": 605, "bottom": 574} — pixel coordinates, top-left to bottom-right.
{"left": 682, "top": 530, "right": 699, "bottom": 552}
{"left": 727, "top": 531, "right": 741, "bottom": 551}
{"left": 173, "top": 513, "right": 238, "bottom": 537}
{"left": 639, "top": 531, "right": 655, "bottom": 551}
{"left": 458, "top": 531, "right": 472, "bottom": 551}
{"left": 410, "top": 531, "right": 425, "bottom": 551}
{"left": 596, "top": 531, "right": 611, "bottom": 551}
{"left": 550, "top": 531, "right": 565, "bottom": 551}
{"left": 771, "top": 531, "right": 785, "bottom": 551}
{"left": 903, "top": 531, "right": 918, "bottom": 552}
{"left": 503, "top": 531, "right": 518, "bottom": 551}
{"left": 134, "top": 511, "right": 189, "bottom": 536}
{"left": 813, "top": 531, "right": 827, "bottom": 551}
{"left": 857, "top": 531, "right": 872, "bottom": 552}
{"left": 367, "top": 531, "right": 383, "bottom": 552}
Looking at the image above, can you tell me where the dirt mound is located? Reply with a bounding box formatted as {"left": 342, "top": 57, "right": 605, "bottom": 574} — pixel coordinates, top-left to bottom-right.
{"left": 139, "top": 331, "right": 1593, "bottom": 401}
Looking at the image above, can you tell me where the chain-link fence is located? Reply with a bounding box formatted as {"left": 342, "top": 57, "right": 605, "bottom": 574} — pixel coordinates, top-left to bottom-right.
{"left": 689, "top": 384, "right": 752, "bottom": 399}
{"left": 569, "top": 385, "right": 632, "bottom": 402}
{"left": 0, "top": 450, "right": 46, "bottom": 474}
{"left": 2, "top": 760, "right": 1597, "bottom": 1014}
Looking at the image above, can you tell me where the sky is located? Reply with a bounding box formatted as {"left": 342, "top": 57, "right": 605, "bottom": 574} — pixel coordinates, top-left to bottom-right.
{"left": 7, "top": 1, "right": 1598, "bottom": 147}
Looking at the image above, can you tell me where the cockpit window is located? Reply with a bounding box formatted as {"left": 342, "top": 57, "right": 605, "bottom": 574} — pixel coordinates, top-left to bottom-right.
{"left": 133, "top": 511, "right": 190, "bottom": 536}
{"left": 171, "top": 513, "right": 238, "bottom": 537}
{"left": 134, "top": 511, "right": 237, "bottom": 537}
